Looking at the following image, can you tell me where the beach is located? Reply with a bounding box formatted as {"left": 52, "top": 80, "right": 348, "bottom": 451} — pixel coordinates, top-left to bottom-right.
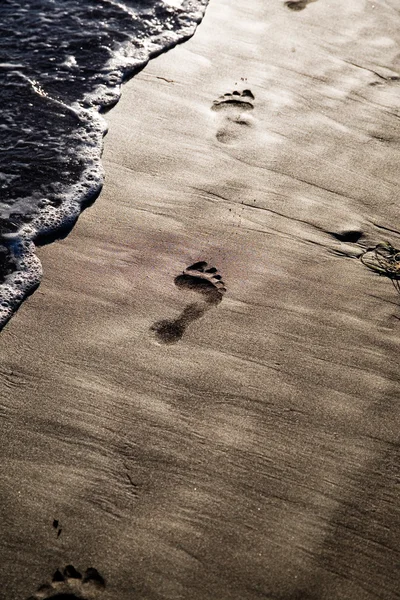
{"left": 1, "top": 0, "right": 400, "bottom": 598}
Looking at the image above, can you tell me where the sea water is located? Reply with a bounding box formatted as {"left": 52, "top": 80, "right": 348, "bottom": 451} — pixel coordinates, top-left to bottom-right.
{"left": 0, "top": 0, "right": 209, "bottom": 327}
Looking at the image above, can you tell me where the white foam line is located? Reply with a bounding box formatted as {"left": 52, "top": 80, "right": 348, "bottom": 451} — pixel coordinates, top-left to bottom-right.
{"left": 100, "top": 0, "right": 138, "bottom": 19}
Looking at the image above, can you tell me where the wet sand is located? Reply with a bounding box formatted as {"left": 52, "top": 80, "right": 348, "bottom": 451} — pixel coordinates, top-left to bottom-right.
{"left": 1, "top": 0, "right": 400, "bottom": 598}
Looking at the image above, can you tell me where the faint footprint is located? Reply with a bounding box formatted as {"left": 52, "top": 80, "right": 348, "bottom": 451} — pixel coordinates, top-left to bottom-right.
{"left": 285, "top": 0, "right": 317, "bottom": 10}
{"left": 211, "top": 90, "right": 255, "bottom": 144}
{"left": 151, "top": 261, "right": 226, "bottom": 344}
{"left": 27, "top": 565, "right": 105, "bottom": 599}
{"left": 52, "top": 519, "right": 62, "bottom": 538}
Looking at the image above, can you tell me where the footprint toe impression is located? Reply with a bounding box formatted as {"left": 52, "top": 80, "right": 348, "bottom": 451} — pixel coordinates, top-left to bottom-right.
{"left": 151, "top": 262, "right": 226, "bottom": 344}
{"left": 174, "top": 262, "right": 226, "bottom": 305}
{"left": 212, "top": 89, "right": 255, "bottom": 112}
{"left": 27, "top": 565, "right": 105, "bottom": 600}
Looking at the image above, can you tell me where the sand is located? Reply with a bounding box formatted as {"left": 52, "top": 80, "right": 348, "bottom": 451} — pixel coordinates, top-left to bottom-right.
{"left": 1, "top": 0, "right": 400, "bottom": 598}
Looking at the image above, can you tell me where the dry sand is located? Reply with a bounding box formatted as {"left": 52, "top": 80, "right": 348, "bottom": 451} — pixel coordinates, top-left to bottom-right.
{"left": 1, "top": 0, "right": 400, "bottom": 598}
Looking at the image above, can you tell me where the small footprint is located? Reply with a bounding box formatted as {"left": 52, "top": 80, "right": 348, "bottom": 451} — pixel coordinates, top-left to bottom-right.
{"left": 52, "top": 519, "right": 62, "bottom": 538}
{"left": 285, "top": 0, "right": 318, "bottom": 10}
{"left": 151, "top": 261, "right": 226, "bottom": 344}
{"left": 211, "top": 90, "right": 255, "bottom": 145}
{"left": 27, "top": 565, "right": 105, "bottom": 599}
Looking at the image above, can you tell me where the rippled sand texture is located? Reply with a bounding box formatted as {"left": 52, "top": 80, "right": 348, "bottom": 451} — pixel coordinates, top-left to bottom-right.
{"left": 1, "top": 0, "right": 400, "bottom": 599}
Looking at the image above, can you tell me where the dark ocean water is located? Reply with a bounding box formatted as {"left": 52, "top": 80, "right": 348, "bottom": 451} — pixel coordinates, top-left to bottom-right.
{"left": 0, "top": 0, "right": 209, "bottom": 327}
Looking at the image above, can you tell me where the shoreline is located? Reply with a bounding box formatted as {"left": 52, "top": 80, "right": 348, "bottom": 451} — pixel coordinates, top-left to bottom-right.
{"left": 1, "top": 1, "right": 400, "bottom": 599}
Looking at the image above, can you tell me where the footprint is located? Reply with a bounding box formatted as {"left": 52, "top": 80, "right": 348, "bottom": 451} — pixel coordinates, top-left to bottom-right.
{"left": 285, "top": 0, "right": 317, "bottom": 10}
{"left": 27, "top": 565, "right": 105, "bottom": 600}
{"left": 211, "top": 90, "right": 255, "bottom": 145}
{"left": 52, "top": 519, "right": 62, "bottom": 538}
{"left": 151, "top": 261, "right": 226, "bottom": 344}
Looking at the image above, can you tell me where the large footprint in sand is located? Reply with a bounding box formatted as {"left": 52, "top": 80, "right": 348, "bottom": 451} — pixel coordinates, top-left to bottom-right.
{"left": 27, "top": 565, "right": 105, "bottom": 599}
{"left": 211, "top": 90, "right": 255, "bottom": 144}
{"left": 151, "top": 261, "right": 226, "bottom": 344}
